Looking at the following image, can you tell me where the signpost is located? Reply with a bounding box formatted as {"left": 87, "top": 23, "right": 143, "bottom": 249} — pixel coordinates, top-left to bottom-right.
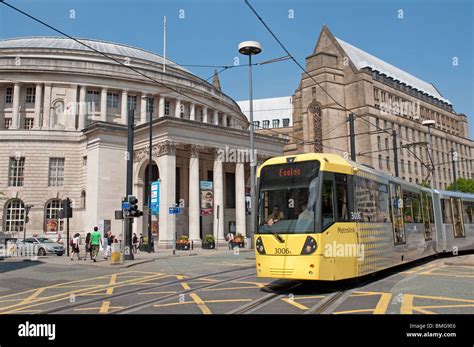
{"left": 169, "top": 205, "right": 182, "bottom": 255}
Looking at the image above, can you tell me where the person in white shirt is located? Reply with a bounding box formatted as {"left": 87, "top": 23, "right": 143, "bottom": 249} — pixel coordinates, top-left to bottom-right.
{"left": 70, "top": 233, "right": 81, "bottom": 261}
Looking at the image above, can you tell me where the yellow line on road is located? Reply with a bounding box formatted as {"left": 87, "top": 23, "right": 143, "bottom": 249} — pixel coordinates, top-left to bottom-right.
{"left": 189, "top": 293, "right": 212, "bottom": 314}
{"left": 282, "top": 298, "right": 309, "bottom": 310}
{"left": 154, "top": 299, "right": 251, "bottom": 308}
{"left": 0, "top": 272, "right": 166, "bottom": 314}
{"left": 106, "top": 274, "right": 117, "bottom": 295}
{"left": 373, "top": 293, "right": 392, "bottom": 314}
{"left": 99, "top": 301, "right": 111, "bottom": 314}
{"left": 138, "top": 291, "right": 177, "bottom": 295}
{"left": 400, "top": 294, "right": 414, "bottom": 314}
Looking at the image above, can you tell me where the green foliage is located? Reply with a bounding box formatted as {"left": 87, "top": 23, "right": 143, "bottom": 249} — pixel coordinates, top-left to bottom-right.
{"left": 418, "top": 181, "right": 431, "bottom": 189}
{"left": 178, "top": 235, "right": 189, "bottom": 241}
{"left": 204, "top": 234, "right": 215, "bottom": 242}
{"left": 446, "top": 178, "right": 474, "bottom": 194}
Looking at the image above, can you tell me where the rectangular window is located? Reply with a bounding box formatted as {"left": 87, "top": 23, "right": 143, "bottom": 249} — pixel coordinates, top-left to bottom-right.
{"left": 25, "top": 87, "right": 36, "bottom": 104}
{"left": 107, "top": 92, "right": 119, "bottom": 108}
{"left": 24, "top": 118, "right": 34, "bottom": 130}
{"left": 378, "top": 155, "right": 383, "bottom": 169}
{"left": 355, "top": 177, "right": 378, "bottom": 222}
{"left": 5, "top": 87, "right": 13, "bottom": 104}
{"left": 146, "top": 97, "right": 154, "bottom": 115}
{"left": 441, "top": 199, "right": 452, "bottom": 223}
{"left": 335, "top": 174, "right": 349, "bottom": 221}
{"left": 9, "top": 157, "right": 25, "bottom": 187}
{"left": 386, "top": 156, "right": 390, "bottom": 170}
{"left": 83, "top": 156, "right": 87, "bottom": 166}
{"left": 403, "top": 190, "right": 422, "bottom": 223}
{"left": 272, "top": 119, "right": 280, "bottom": 128}
{"left": 262, "top": 120, "right": 270, "bottom": 129}
{"left": 4, "top": 118, "right": 12, "bottom": 130}
{"left": 86, "top": 90, "right": 100, "bottom": 108}
{"left": 49, "top": 158, "right": 65, "bottom": 187}
{"left": 282, "top": 118, "right": 290, "bottom": 127}
{"left": 252, "top": 121, "right": 260, "bottom": 129}
{"left": 463, "top": 201, "right": 473, "bottom": 224}
{"left": 164, "top": 101, "right": 170, "bottom": 115}
{"left": 225, "top": 172, "right": 236, "bottom": 208}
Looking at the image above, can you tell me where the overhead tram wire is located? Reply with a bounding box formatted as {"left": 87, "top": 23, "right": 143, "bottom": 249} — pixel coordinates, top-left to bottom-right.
{"left": 0, "top": 0, "right": 283, "bottom": 127}
{"left": 244, "top": 0, "right": 430, "bottom": 153}
{"left": 0, "top": 1, "right": 321, "bottom": 157}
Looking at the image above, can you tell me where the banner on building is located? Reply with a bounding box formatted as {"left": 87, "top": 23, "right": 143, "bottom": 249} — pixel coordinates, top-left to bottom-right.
{"left": 150, "top": 180, "right": 160, "bottom": 215}
{"left": 200, "top": 181, "right": 213, "bottom": 216}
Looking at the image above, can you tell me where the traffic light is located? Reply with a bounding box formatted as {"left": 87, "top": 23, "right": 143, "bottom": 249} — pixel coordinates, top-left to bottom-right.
{"left": 127, "top": 195, "right": 143, "bottom": 218}
{"left": 61, "top": 198, "right": 73, "bottom": 219}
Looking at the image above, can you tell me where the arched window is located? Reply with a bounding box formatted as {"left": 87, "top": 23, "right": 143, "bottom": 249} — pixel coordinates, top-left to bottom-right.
{"left": 44, "top": 199, "right": 63, "bottom": 233}
{"left": 3, "top": 199, "right": 25, "bottom": 234}
{"left": 81, "top": 190, "right": 86, "bottom": 209}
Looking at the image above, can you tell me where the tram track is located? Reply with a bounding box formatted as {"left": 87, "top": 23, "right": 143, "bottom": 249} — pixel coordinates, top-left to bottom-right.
{"left": 34, "top": 265, "right": 256, "bottom": 314}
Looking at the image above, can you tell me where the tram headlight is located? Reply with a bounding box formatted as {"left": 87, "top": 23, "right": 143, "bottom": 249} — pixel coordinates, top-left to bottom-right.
{"left": 300, "top": 236, "right": 317, "bottom": 255}
{"left": 256, "top": 237, "right": 266, "bottom": 255}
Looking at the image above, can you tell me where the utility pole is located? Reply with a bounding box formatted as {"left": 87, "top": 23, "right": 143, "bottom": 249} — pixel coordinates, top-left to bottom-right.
{"left": 349, "top": 113, "right": 356, "bottom": 161}
{"left": 125, "top": 109, "right": 134, "bottom": 260}
{"left": 148, "top": 110, "right": 153, "bottom": 253}
{"left": 451, "top": 148, "right": 458, "bottom": 191}
{"left": 392, "top": 130, "right": 399, "bottom": 177}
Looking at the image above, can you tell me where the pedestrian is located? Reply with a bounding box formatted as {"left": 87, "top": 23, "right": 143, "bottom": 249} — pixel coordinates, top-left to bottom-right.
{"left": 139, "top": 233, "right": 144, "bottom": 251}
{"left": 90, "top": 226, "right": 102, "bottom": 262}
{"left": 70, "top": 233, "right": 81, "bottom": 261}
{"left": 226, "top": 232, "right": 234, "bottom": 250}
{"left": 56, "top": 234, "right": 63, "bottom": 246}
{"left": 84, "top": 232, "right": 92, "bottom": 261}
{"left": 132, "top": 233, "right": 139, "bottom": 254}
{"left": 104, "top": 231, "right": 113, "bottom": 260}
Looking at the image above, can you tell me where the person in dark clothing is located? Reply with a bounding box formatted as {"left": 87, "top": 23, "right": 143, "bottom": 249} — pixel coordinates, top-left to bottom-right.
{"left": 132, "top": 233, "right": 138, "bottom": 254}
{"left": 84, "top": 232, "right": 92, "bottom": 261}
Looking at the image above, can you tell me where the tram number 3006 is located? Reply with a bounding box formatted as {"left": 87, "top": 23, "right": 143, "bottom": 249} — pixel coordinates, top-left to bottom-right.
{"left": 274, "top": 248, "right": 291, "bottom": 255}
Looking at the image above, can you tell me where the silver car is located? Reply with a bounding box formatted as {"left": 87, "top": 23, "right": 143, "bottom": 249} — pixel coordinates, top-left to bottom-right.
{"left": 20, "top": 237, "right": 65, "bottom": 256}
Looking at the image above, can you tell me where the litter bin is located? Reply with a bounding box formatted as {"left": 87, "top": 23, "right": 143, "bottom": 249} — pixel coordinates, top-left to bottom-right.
{"left": 111, "top": 243, "right": 121, "bottom": 264}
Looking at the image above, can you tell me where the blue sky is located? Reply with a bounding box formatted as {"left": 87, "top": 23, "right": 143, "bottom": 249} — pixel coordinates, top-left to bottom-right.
{"left": 1, "top": 0, "right": 472, "bottom": 137}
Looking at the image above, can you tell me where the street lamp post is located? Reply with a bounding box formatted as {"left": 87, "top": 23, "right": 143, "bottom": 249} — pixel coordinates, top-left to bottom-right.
{"left": 422, "top": 120, "right": 436, "bottom": 189}
{"left": 239, "top": 41, "right": 262, "bottom": 249}
{"left": 148, "top": 110, "right": 153, "bottom": 253}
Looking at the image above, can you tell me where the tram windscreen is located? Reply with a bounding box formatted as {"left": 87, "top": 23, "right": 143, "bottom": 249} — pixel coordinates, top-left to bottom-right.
{"left": 258, "top": 160, "right": 320, "bottom": 234}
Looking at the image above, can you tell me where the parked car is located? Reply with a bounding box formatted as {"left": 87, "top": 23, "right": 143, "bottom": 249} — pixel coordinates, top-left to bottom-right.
{"left": 18, "top": 237, "right": 65, "bottom": 256}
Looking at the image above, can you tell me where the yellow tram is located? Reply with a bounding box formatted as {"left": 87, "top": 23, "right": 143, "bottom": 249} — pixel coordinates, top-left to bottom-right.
{"left": 255, "top": 153, "right": 474, "bottom": 281}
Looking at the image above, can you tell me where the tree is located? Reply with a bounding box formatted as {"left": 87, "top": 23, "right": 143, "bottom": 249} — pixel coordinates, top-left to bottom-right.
{"left": 446, "top": 178, "right": 474, "bottom": 194}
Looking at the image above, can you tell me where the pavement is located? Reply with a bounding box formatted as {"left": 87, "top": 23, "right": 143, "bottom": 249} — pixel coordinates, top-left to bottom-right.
{"left": 1, "top": 251, "right": 473, "bottom": 315}
{"left": 0, "top": 246, "right": 254, "bottom": 268}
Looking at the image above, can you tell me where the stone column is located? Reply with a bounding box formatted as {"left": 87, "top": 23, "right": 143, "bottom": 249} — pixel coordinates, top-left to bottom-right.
{"left": 213, "top": 150, "right": 225, "bottom": 242}
{"left": 100, "top": 88, "right": 108, "bottom": 122}
{"left": 121, "top": 90, "right": 128, "bottom": 125}
{"left": 223, "top": 113, "right": 228, "bottom": 127}
{"left": 78, "top": 86, "right": 87, "bottom": 130}
{"left": 213, "top": 110, "right": 219, "bottom": 125}
{"left": 157, "top": 141, "right": 177, "bottom": 247}
{"left": 190, "top": 103, "right": 195, "bottom": 121}
{"left": 188, "top": 145, "right": 201, "bottom": 243}
{"left": 140, "top": 95, "right": 147, "bottom": 124}
{"left": 158, "top": 96, "right": 165, "bottom": 117}
{"left": 42, "top": 84, "right": 52, "bottom": 129}
{"left": 11, "top": 83, "right": 20, "bottom": 129}
{"left": 175, "top": 99, "right": 181, "bottom": 118}
{"left": 203, "top": 106, "right": 208, "bottom": 123}
{"left": 235, "top": 162, "right": 246, "bottom": 237}
{"left": 33, "top": 83, "right": 42, "bottom": 129}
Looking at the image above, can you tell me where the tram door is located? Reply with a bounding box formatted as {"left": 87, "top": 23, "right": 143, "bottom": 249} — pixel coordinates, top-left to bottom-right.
{"left": 420, "top": 192, "right": 433, "bottom": 241}
{"left": 389, "top": 182, "right": 406, "bottom": 244}
{"left": 451, "top": 198, "right": 465, "bottom": 238}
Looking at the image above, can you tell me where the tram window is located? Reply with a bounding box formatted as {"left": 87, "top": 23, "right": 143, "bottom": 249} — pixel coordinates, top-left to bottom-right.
{"left": 452, "top": 198, "right": 465, "bottom": 238}
{"left": 441, "top": 199, "right": 453, "bottom": 223}
{"left": 322, "top": 180, "right": 335, "bottom": 229}
{"left": 463, "top": 201, "right": 473, "bottom": 224}
{"left": 335, "top": 174, "right": 349, "bottom": 221}
{"left": 355, "top": 177, "right": 378, "bottom": 222}
{"left": 377, "top": 183, "right": 390, "bottom": 222}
